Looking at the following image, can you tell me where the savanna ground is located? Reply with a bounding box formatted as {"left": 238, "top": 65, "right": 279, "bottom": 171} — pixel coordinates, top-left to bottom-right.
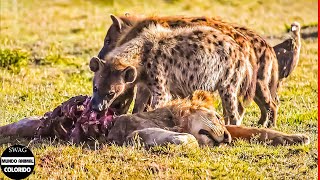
{"left": 0, "top": 0, "right": 318, "bottom": 179}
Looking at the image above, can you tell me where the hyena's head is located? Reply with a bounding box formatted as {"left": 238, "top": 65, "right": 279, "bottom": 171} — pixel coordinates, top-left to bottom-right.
{"left": 97, "top": 15, "right": 135, "bottom": 59}
{"left": 89, "top": 57, "right": 137, "bottom": 112}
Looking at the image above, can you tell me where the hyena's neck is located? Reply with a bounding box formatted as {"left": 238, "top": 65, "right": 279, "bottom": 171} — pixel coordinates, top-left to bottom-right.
{"left": 107, "top": 37, "right": 144, "bottom": 69}
{"left": 107, "top": 37, "right": 150, "bottom": 85}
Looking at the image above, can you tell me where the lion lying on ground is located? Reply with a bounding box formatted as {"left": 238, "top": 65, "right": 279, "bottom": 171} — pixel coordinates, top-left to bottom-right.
{"left": 0, "top": 91, "right": 309, "bottom": 147}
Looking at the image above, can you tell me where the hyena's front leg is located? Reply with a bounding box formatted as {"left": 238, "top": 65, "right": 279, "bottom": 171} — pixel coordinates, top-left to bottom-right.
{"left": 219, "top": 86, "right": 241, "bottom": 126}
{"left": 150, "top": 90, "right": 172, "bottom": 109}
{"left": 111, "top": 86, "right": 135, "bottom": 115}
{"left": 145, "top": 65, "right": 172, "bottom": 109}
{"left": 148, "top": 79, "right": 172, "bottom": 109}
{"left": 222, "top": 102, "right": 245, "bottom": 125}
{"left": 254, "top": 96, "right": 267, "bottom": 127}
{"left": 132, "top": 83, "right": 151, "bottom": 113}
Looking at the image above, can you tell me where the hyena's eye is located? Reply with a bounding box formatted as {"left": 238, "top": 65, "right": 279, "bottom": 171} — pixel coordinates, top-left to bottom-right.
{"left": 105, "top": 39, "right": 110, "bottom": 45}
{"left": 93, "top": 86, "right": 98, "bottom": 92}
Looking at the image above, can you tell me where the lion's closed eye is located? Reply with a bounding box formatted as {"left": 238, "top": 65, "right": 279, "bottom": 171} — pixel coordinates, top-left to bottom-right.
{"left": 198, "top": 129, "right": 213, "bottom": 139}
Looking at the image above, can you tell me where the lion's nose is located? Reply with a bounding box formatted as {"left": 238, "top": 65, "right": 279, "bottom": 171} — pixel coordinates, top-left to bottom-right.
{"left": 223, "top": 131, "right": 232, "bottom": 144}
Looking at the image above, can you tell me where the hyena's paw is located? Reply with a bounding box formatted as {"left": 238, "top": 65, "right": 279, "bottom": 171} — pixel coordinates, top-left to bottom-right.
{"left": 271, "top": 134, "right": 310, "bottom": 146}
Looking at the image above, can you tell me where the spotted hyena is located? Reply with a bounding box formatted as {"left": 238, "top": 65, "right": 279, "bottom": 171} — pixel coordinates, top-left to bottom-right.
{"left": 96, "top": 15, "right": 279, "bottom": 127}
{"left": 90, "top": 24, "right": 256, "bottom": 126}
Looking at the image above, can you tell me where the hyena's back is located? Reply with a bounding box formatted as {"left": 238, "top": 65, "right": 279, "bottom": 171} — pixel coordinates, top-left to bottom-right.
{"left": 139, "top": 25, "right": 255, "bottom": 101}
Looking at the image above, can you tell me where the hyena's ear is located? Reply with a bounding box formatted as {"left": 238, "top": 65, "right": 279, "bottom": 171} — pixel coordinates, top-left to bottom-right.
{"left": 110, "top": 14, "right": 123, "bottom": 32}
{"left": 89, "top": 57, "right": 103, "bottom": 72}
{"left": 122, "top": 66, "right": 137, "bottom": 83}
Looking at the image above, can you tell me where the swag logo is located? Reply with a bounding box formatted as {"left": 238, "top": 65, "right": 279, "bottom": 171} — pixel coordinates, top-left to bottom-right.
{"left": 1, "top": 145, "right": 35, "bottom": 179}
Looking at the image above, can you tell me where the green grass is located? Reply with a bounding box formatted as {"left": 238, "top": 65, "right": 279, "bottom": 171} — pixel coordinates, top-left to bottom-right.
{"left": 0, "top": 0, "right": 318, "bottom": 179}
{"left": 0, "top": 48, "right": 30, "bottom": 72}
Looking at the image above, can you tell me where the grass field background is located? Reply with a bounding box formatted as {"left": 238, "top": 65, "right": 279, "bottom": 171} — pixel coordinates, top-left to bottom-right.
{"left": 0, "top": 0, "right": 318, "bottom": 179}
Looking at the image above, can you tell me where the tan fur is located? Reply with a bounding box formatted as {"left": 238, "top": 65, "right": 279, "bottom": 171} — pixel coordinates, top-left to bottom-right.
{"left": 225, "top": 125, "right": 310, "bottom": 146}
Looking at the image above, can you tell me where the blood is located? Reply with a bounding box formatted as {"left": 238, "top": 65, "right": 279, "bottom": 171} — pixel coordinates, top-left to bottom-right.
{"left": 35, "top": 95, "right": 116, "bottom": 143}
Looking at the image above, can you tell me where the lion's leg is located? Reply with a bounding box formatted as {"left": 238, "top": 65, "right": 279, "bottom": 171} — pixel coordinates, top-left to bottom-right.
{"left": 126, "top": 128, "right": 199, "bottom": 147}
{"left": 225, "top": 125, "right": 310, "bottom": 146}
{"left": 0, "top": 117, "right": 42, "bottom": 138}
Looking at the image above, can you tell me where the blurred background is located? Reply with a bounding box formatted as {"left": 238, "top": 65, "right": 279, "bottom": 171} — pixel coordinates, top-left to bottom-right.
{"left": 0, "top": 0, "right": 317, "bottom": 62}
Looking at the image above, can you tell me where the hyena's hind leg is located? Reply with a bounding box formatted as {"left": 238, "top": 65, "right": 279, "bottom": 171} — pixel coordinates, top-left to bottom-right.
{"left": 254, "top": 97, "right": 268, "bottom": 127}
{"left": 268, "top": 56, "right": 280, "bottom": 127}
{"left": 255, "top": 80, "right": 278, "bottom": 127}
{"left": 255, "top": 50, "right": 278, "bottom": 127}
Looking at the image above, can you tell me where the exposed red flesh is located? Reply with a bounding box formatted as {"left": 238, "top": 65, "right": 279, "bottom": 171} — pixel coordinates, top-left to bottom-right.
{"left": 34, "top": 95, "right": 115, "bottom": 143}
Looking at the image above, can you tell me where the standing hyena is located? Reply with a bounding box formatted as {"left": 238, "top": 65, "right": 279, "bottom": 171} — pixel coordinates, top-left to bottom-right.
{"left": 96, "top": 15, "right": 278, "bottom": 127}
{"left": 90, "top": 24, "right": 256, "bottom": 125}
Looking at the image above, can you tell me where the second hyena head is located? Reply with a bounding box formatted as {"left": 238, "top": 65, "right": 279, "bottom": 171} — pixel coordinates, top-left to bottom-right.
{"left": 89, "top": 57, "right": 137, "bottom": 112}
{"left": 97, "top": 15, "right": 136, "bottom": 59}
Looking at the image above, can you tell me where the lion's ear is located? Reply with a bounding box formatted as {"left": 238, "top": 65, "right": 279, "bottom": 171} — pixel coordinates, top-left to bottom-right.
{"left": 110, "top": 14, "right": 123, "bottom": 32}
{"left": 89, "top": 57, "right": 103, "bottom": 72}
{"left": 122, "top": 66, "right": 137, "bottom": 83}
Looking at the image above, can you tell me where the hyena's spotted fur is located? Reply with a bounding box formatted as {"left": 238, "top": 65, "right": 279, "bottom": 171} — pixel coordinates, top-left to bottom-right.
{"left": 92, "top": 24, "right": 256, "bottom": 125}
{"left": 114, "top": 16, "right": 259, "bottom": 125}
{"left": 97, "top": 15, "right": 278, "bottom": 127}
{"left": 232, "top": 25, "right": 279, "bottom": 127}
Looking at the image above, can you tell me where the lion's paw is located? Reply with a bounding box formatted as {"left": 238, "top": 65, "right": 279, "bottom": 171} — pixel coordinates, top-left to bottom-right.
{"left": 271, "top": 134, "right": 310, "bottom": 146}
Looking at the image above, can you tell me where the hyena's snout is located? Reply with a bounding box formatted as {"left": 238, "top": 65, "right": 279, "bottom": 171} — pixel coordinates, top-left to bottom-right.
{"left": 91, "top": 95, "right": 106, "bottom": 112}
